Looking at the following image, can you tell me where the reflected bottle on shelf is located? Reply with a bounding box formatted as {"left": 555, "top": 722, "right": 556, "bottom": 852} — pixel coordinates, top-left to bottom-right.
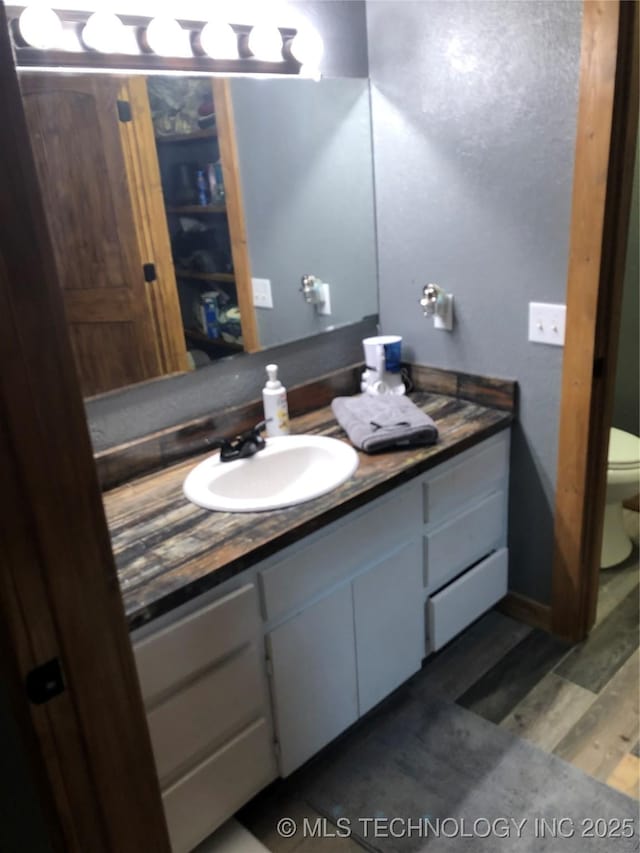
{"left": 196, "top": 169, "right": 209, "bottom": 206}
{"left": 213, "top": 159, "right": 225, "bottom": 201}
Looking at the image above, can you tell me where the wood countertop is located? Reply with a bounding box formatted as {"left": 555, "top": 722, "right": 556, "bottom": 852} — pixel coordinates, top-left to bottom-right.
{"left": 103, "top": 392, "right": 513, "bottom": 631}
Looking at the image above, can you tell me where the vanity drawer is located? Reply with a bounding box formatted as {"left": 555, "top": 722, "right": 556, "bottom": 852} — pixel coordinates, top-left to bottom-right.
{"left": 147, "top": 642, "right": 266, "bottom": 786}
{"left": 423, "top": 434, "right": 508, "bottom": 525}
{"left": 428, "top": 548, "right": 508, "bottom": 651}
{"left": 424, "top": 490, "right": 505, "bottom": 591}
{"left": 134, "top": 583, "right": 260, "bottom": 704}
{"left": 162, "top": 717, "right": 277, "bottom": 853}
{"left": 260, "top": 481, "right": 421, "bottom": 622}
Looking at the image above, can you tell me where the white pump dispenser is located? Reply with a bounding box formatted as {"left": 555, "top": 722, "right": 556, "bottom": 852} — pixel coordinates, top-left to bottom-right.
{"left": 262, "top": 363, "right": 290, "bottom": 437}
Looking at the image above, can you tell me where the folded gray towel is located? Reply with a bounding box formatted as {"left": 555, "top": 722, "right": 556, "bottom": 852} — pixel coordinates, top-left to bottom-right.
{"left": 331, "top": 394, "right": 438, "bottom": 453}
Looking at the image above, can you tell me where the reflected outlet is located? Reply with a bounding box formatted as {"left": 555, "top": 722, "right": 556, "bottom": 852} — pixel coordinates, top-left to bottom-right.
{"left": 252, "top": 278, "right": 273, "bottom": 309}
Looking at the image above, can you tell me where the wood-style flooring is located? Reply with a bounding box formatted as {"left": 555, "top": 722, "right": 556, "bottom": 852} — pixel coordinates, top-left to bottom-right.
{"left": 238, "top": 513, "right": 639, "bottom": 850}
{"left": 429, "top": 512, "right": 639, "bottom": 799}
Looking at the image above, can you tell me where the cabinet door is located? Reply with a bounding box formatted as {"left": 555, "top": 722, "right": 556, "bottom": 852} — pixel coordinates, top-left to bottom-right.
{"left": 353, "top": 540, "right": 424, "bottom": 716}
{"left": 267, "top": 584, "right": 358, "bottom": 776}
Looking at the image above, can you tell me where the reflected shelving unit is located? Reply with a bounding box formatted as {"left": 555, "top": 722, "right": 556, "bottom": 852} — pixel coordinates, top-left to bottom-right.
{"left": 149, "top": 77, "right": 259, "bottom": 363}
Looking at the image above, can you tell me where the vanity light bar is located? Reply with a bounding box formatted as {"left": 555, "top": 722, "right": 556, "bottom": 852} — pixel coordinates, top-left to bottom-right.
{"left": 7, "top": 6, "right": 310, "bottom": 77}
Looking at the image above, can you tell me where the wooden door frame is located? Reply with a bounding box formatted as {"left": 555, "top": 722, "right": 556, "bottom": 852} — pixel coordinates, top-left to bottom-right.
{"left": 0, "top": 3, "right": 171, "bottom": 849}
{"left": 551, "top": 0, "right": 639, "bottom": 642}
{"left": 213, "top": 78, "right": 261, "bottom": 353}
{"left": 119, "top": 76, "right": 190, "bottom": 377}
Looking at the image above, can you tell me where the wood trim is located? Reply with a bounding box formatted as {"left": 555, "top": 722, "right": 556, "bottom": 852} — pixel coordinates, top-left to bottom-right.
{"left": 497, "top": 593, "right": 552, "bottom": 633}
{"left": 212, "top": 78, "right": 261, "bottom": 353}
{"left": 0, "top": 3, "right": 171, "bottom": 849}
{"left": 551, "top": 0, "right": 639, "bottom": 641}
{"left": 118, "top": 77, "right": 189, "bottom": 376}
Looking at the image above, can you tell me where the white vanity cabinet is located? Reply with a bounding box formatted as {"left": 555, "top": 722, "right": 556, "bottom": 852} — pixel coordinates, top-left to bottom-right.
{"left": 132, "top": 583, "right": 277, "bottom": 853}
{"left": 131, "top": 429, "right": 511, "bottom": 850}
{"left": 353, "top": 538, "right": 424, "bottom": 715}
{"left": 260, "top": 480, "right": 425, "bottom": 776}
{"left": 421, "top": 432, "right": 510, "bottom": 651}
{"left": 261, "top": 430, "right": 510, "bottom": 776}
{"left": 266, "top": 584, "right": 359, "bottom": 776}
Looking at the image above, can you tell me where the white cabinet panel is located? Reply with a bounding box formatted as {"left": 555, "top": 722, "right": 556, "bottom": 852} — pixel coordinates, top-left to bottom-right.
{"left": 162, "top": 717, "right": 277, "bottom": 853}
{"left": 428, "top": 548, "right": 508, "bottom": 651}
{"left": 267, "top": 584, "right": 358, "bottom": 776}
{"left": 424, "top": 490, "right": 504, "bottom": 591}
{"left": 423, "top": 432, "right": 509, "bottom": 525}
{"left": 354, "top": 539, "right": 424, "bottom": 715}
{"left": 135, "top": 583, "right": 260, "bottom": 704}
{"left": 147, "top": 643, "right": 265, "bottom": 786}
{"left": 260, "top": 481, "right": 421, "bottom": 622}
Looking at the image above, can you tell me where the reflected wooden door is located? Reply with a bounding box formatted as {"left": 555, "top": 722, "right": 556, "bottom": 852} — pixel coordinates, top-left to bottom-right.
{"left": 20, "top": 75, "right": 163, "bottom": 396}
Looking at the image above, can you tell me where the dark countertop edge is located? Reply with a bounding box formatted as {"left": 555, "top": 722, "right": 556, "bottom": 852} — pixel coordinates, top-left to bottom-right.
{"left": 125, "top": 412, "right": 512, "bottom": 632}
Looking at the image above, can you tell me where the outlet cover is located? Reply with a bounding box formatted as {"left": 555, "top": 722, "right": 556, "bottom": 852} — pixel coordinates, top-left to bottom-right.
{"left": 252, "top": 278, "right": 273, "bottom": 309}
{"left": 317, "top": 282, "right": 332, "bottom": 316}
{"left": 528, "top": 302, "right": 566, "bottom": 346}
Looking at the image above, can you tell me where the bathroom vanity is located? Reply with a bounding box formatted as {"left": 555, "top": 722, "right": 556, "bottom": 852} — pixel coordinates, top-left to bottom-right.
{"left": 104, "top": 390, "right": 512, "bottom": 853}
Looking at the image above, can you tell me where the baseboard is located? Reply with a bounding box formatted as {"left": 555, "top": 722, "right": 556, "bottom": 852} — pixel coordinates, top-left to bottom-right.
{"left": 497, "top": 592, "right": 552, "bottom": 632}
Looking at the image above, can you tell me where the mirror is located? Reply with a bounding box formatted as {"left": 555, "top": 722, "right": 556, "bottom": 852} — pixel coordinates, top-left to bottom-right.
{"left": 19, "top": 72, "right": 378, "bottom": 398}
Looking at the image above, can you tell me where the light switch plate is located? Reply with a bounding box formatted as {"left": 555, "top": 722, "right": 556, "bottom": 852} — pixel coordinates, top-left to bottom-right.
{"left": 252, "top": 278, "right": 273, "bottom": 309}
{"left": 528, "top": 302, "right": 566, "bottom": 346}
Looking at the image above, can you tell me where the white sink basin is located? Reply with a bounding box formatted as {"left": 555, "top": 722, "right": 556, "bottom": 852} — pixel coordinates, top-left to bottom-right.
{"left": 183, "top": 434, "right": 359, "bottom": 512}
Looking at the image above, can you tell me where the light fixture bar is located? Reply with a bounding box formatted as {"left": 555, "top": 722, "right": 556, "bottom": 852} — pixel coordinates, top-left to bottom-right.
{"left": 7, "top": 7, "right": 302, "bottom": 76}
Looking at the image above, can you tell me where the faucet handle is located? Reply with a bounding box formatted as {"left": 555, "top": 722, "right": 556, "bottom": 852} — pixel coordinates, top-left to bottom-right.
{"left": 219, "top": 420, "right": 267, "bottom": 461}
{"left": 241, "top": 420, "right": 266, "bottom": 443}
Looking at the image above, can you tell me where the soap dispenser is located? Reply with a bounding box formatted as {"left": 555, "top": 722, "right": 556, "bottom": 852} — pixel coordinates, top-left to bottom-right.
{"left": 262, "top": 364, "right": 290, "bottom": 437}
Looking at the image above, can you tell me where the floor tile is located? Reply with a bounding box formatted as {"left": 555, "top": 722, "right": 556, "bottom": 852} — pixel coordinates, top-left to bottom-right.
{"left": 555, "top": 585, "right": 639, "bottom": 693}
{"left": 411, "top": 610, "right": 532, "bottom": 701}
{"left": 297, "top": 693, "right": 638, "bottom": 853}
{"left": 455, "top": 629, "right": 572, "bottom": 724}
{"left": 194, "top": 819, "right": 271, "bottom": 852}
{"left": 238, "top": 786, "right": 325, "bottom": 853}
{"left": 606, "top": 753, "right": 640, "bottom": 800}
{"left": 291, "top": 831, "right": 368, "bottom": 853}
{"left": 595, "top": 556, "right": 639, "bottom": 626}
{"left": 501, "top": 672, "right": 596, "bottom": 752}
{"left": 553, "top": 649, "right": 640, "bottom": 782}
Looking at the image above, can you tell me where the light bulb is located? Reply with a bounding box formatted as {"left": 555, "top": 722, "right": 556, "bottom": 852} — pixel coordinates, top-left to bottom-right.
{"left": 200, "top": 21, "right": 237, "bottom": 59}
{"left": 146, "top": 17, "right": 190, "bottom": 57}
{"left": 82, "top": 12, "right": 126, "bottom": 53}
{"left": 247, "top": 23, "right": 283, "bottom": 62}
{"left": 19, "top": 5, "right": 63, "bottom": 50}
{"left": 290, "top": 26, "right": 323, "bottom": 68}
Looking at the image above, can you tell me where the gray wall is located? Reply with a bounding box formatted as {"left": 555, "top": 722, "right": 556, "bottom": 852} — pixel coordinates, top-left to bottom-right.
{"left": 231, "top": 77, "right": 377, "bottom": 349}
{"left": 613, "top": 133, "right": 639, "bottom": 437}
{"left": 367, "top": 0, "right": 582, "bottom": 603}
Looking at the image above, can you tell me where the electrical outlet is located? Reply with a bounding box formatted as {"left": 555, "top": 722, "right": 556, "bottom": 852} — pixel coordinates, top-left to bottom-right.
{"left": 317, "top": 282, "right": 331, "bottom": 316}
{"left": 528, "top": 302, "right": 566, "bottom": 346}
{"left": 252, "top": 277, "right": 273, "bottom": 309}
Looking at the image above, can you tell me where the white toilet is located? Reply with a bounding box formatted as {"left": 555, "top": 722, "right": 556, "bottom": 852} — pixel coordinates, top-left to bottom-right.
{"left": 601, "top": 427, "right": 640, "bottom": 568}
